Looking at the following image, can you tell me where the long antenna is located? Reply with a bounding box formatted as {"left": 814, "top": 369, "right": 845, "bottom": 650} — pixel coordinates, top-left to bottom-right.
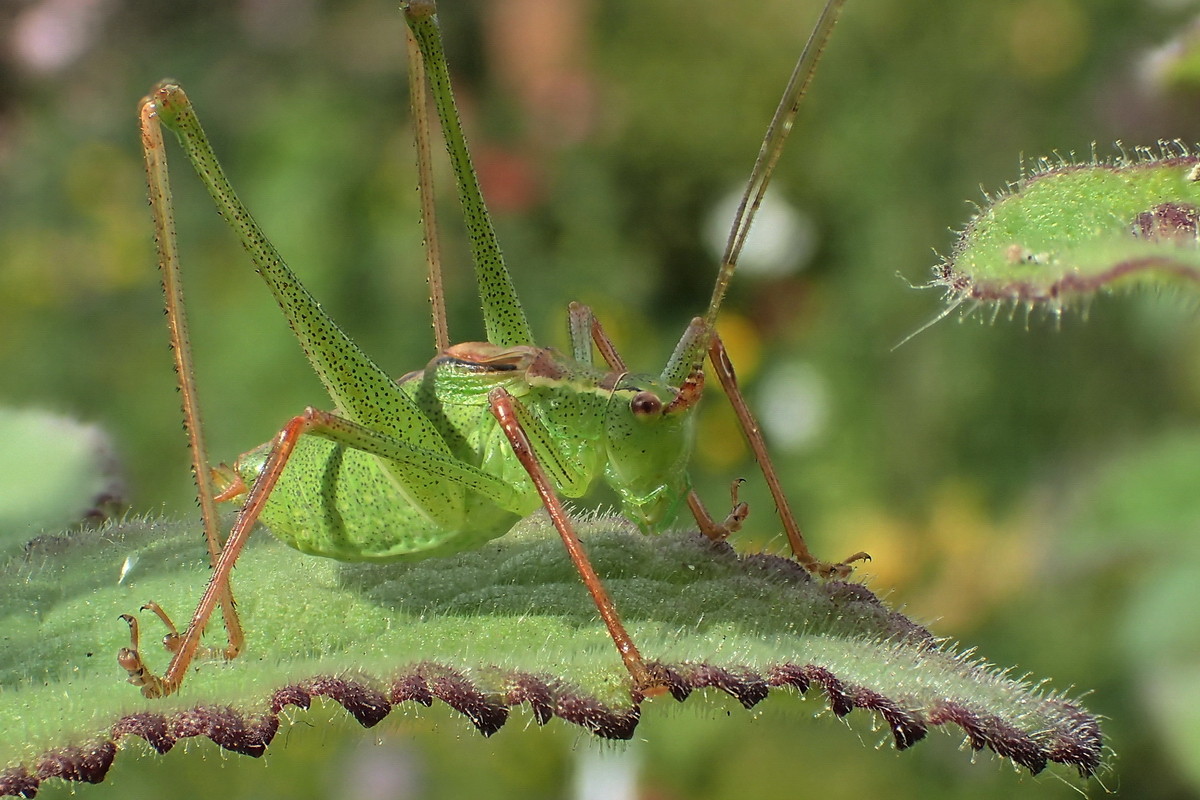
{"left": 703, "top": 0, "right": 845, "bottom": 330}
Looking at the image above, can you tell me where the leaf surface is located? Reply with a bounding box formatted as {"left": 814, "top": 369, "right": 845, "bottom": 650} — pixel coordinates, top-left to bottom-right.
{"left": 0, "top": 513, "right": 1102, "bottom": 795}
{"left": 932, "top": 146, "right": 1200, "bottom": 315}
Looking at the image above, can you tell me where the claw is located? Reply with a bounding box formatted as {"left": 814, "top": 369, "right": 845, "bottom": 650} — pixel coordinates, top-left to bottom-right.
{"left": 721, "top": 478, "right": 750, "bottom": 535}
{"left": 117, "top": 613, "right": 149, "bottom": 686}
{"left": 116, "top": 606, "right": 175, "bottom": 698}
{"left": 815, "top": 551, "right": 872, "bottom": 579}
{"left": 634, "top": 662, "right": 673, "bottom": 701}
{"left": 688, "top": 481, "right": 751, "bottom": 542}
{"left": 141, "top": 600, "right": 183, "bottom": 654}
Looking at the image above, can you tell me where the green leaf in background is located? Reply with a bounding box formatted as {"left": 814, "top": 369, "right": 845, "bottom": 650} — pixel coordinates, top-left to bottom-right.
{"left": 0, "top": 407, "right": 125, "bottom": 549}
{"left": 0, "top": 512, "right": 1101, "bottom": 796}
{"left": 932, "top": 145, "right": 1200, "bottom": 318}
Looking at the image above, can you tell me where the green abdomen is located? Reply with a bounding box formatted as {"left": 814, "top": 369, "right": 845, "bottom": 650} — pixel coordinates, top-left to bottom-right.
{"left": 237, "top": 436, "right": 524, "bottom": 562}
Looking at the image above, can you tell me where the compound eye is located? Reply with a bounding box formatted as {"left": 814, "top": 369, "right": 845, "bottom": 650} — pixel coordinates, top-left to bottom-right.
{"left": 630, "top": 390, "right": 662, "bottom": 417}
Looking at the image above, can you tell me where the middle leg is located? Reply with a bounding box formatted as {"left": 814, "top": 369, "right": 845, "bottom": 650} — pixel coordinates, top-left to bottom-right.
{"left": 487, "top": 386, "right": 666, "bottom": 697}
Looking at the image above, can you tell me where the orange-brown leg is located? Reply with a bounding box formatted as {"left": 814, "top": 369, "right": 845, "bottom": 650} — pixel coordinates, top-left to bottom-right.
{"left": 687, "top": 479, "right": 750, "bottom": 542}
{"left": 140, "top": 91, "right": 244, "bottom": 668}
{"left": 488, "top": 386, "right": 666, "bottom": 697}
{"left": 705, "top": 334, "right": 869, "bottom": 578}
{"left": 119, "top": 409, "right": 330, "bottom": 697}
{"left": 131, "top": 600, "right": 238, "bottom": 661}
{"left": 568, "top": 301, "right": 628, "bottom": 373}
{"left": 119, "top": 404, "right": 522, "bottom": 697}
{"left": 140, "top": 601, "right": 184, "bottom": 655}
{"left": 406, "top": 22, "right": 450, "bottom": 353}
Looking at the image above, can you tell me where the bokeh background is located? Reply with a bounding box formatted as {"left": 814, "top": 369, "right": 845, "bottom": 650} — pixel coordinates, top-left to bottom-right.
{"left": 4, "top": 0, "right": 1200, "bottom": 796}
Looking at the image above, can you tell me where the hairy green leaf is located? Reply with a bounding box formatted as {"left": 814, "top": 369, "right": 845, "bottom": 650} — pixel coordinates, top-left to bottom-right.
{"left": 0, "top": 513, "right": 1101, "bottom": 795}
{"left": 930, "top": 144, "right": 1200, "bottom": 319}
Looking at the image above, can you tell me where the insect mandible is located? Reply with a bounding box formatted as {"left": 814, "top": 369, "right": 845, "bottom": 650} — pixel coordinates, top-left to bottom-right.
{"left": 118, "top": 0, "right": 867, "bottom": 699}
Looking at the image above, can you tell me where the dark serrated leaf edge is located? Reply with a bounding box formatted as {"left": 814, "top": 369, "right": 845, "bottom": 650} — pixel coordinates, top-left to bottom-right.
{"left": 932, "top": 256, "right": 1200, "bottom": 306}
{"left": 0, "top": 656, "right": 1101, "bottom": 797}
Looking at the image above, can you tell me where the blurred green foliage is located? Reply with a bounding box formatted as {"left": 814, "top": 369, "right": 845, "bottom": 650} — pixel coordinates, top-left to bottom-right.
{"left": 4, "top": 0, "right": 1200, "bottom": 796}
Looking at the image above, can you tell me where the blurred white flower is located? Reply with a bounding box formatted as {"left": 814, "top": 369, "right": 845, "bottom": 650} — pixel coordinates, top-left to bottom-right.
{"left": 704, "top": 186, "right": 816, "bottom": 278}
{"left": 756, "top": 360, "right": 829, "bottom": 451}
